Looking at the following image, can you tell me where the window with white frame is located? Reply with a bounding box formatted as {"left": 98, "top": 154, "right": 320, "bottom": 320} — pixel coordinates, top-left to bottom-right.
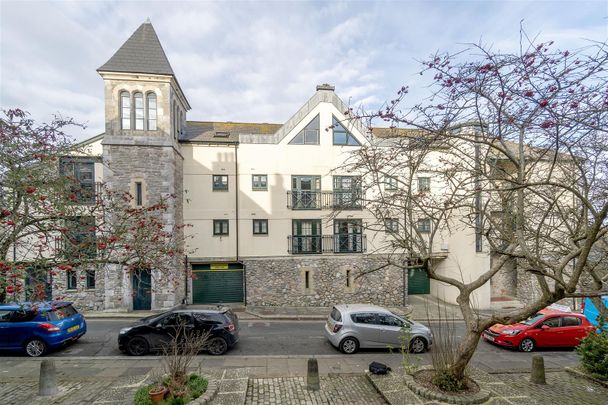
{"left": 134, "top": 92, "right": 144, "bottom": 130}
{"left": 147, "top": 93, "right": 157, "bottom": 130}
{"left": 120, "top": 91, "right": 131, "bottom": 129}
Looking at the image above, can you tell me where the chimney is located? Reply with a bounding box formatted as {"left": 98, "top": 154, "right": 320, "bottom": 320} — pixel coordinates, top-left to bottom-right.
{"left": 316, "top": 83, "right": 335, "bottom": 91}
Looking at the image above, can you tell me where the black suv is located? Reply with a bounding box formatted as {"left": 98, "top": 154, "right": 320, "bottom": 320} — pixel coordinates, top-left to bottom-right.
{"left": 118, "top": 307, "right": 239, "bottom": 356}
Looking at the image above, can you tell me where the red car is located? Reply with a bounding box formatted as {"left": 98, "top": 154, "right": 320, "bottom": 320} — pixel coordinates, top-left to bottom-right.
{"left": 483, "top": 307, "right": 594, "bottom": 352}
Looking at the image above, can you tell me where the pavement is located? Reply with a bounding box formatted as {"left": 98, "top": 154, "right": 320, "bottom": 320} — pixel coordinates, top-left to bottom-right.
{"left": 81, "top": 294, "right": 473, "bottom": 321}
{"left": 1, "top": 355, "right": 606, "bottom": 404}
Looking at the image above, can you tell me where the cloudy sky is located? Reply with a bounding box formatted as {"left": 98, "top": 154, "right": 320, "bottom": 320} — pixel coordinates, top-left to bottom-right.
{"left": 1, "top": 0, "right": 606, "bottom": 141}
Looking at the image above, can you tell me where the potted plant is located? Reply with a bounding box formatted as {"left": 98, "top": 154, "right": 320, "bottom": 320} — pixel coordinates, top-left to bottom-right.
{"left": 148, "top": 383, "right": 168, "bottom": 403}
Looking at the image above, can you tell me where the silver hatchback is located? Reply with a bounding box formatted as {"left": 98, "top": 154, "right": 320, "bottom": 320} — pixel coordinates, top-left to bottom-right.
{"left": 323, "top": 304, "right": 433, "bottom": 354}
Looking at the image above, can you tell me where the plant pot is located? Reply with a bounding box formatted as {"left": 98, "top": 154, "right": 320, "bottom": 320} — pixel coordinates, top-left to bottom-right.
{"left": 149, "top": 386, "right": 168, "bottom": 403}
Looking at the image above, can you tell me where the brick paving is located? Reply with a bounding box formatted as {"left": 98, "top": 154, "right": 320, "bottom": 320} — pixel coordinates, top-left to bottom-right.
{"left": 245, "top": 375, "right": 386, "bottom": 405}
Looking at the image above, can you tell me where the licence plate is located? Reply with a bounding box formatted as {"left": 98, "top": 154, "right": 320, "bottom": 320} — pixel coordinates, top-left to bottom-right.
{"left": 484, "top": 333, "right": 495, "bottom": 342}
{"left": 68, "top": 325, "right": 80, "bottom": 333}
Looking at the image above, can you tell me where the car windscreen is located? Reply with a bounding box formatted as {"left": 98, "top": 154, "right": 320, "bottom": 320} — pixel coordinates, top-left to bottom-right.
{"left": 45, "top": 304, "right": 78, "bottom": 321}
{"left": 330, "top": 307, "right": 342, "bottom": 322}
{"left": 521, "top": 313, "right": 544, "bottom": 325}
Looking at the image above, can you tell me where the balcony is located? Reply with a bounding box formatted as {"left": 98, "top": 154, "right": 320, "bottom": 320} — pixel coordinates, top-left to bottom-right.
{"left": 287, "top": 234, "right": 367, "bottom": 254}
{"left": 287, "top": 190, "right": 363, "bottom": 210}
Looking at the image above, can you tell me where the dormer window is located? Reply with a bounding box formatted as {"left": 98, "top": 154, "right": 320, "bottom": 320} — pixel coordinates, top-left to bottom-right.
{"left": 120, "top": 91, "right": 131, "bottom": 130}
{"left": 134, "top": 92, "right": 144, "bottom": 130}
{"left": 147, "top": 93, "right": 157, "bottom": 130}
{"left": 214, "top": 131, "right": 230, "bottom": 138}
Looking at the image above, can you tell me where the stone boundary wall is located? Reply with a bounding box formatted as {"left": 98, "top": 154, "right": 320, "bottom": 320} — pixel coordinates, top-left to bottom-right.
{"left": 244, "top": 255, "right": 406, "bottom": 307}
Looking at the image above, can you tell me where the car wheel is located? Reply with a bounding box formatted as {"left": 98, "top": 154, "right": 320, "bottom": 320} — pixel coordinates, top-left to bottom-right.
{"left": 207, "top": 337, "right": 228, "bottom": 355}
{"left": 519, "top": 338, "right": 535, "bottom": 352}
{"left": 409, "top": 337, "right": 427, "bottom": 354}
{"left": 25, "top": 338, "right": 48, "bottom": 357}
{"left": 126, "top": 336, "right": 149, "bottom": 356}
{"left": 339, "top": 337, "right": 359, "bottom": 354}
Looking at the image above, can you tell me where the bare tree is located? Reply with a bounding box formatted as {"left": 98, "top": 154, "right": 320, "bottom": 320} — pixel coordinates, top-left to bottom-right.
{"left": 340, "top": 31, "right": 608, "bottom": 383}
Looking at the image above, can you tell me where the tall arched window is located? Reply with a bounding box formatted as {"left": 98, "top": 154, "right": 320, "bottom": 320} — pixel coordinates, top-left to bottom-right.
{"left": 120, "top": 91, "right": 131, "bottom": 129}
{"left": 134, "top": 92, "right": 144, "bottom": 130}
{"left": 147, "top": 93, "right": 157, "bottom": 130}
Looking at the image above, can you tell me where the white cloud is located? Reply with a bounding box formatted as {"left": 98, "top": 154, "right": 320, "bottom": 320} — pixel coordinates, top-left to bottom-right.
{"left": 1, "top": 0, "right": 606, "bottom": 141}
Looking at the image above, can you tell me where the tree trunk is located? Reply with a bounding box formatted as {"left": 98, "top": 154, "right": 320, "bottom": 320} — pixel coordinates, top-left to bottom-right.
{"left": 448, "top": 328, "right": 481, "bottom": 381}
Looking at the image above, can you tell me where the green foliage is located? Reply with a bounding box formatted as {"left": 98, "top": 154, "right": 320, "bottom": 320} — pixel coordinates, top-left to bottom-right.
{"left": 576, "top": 326, "right": 608, "bottom": 381}
{"left": 133, "top": 374, "right": 208, "bottom": 405}
{"left": 133, "top": 384, "right": 154, "bottom": 405}
{"left": 188, "top": 374, "right": 208, "bottom": 399}
{"left": 432, "top": 369, "right": 468, "bottom": 392}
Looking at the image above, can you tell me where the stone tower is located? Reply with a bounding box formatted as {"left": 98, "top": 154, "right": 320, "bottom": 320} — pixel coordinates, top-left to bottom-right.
{"left": 97, "top": 20, "right": 188, "bottom": 310}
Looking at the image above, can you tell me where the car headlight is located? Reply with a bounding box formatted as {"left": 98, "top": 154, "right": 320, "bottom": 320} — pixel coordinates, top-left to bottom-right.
{"left": 502, "top": 329, "right": 521, "bottom": 336}
{"left": 119, "top": 327, "right": 132, "bottom": 334}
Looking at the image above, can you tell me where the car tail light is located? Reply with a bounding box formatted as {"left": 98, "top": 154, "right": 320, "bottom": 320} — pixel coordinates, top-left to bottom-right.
{"left": 333, "top": 324, "right": 342, "bottom": 333}
{"left": 39, "top": 323, "right": 60, "bottom": 332}
{"left": 224, "top": 323, "right": 235, "bottom": 332}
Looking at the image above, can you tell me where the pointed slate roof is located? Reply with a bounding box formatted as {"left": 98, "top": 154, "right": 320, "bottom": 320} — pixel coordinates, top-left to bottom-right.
{"left": 98, "top": 20, "right": 175, "bottom": 75}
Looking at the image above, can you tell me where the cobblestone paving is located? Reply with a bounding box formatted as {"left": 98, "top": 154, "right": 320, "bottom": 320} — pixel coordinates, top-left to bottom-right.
{"left": 492, "top": 371, "right": 608, "bottom": 405}
{"left": 368, "top": 369, "right": 608, "bottom": 405}
{"left": 245, "top": 375, "right": 387, "bottom": 405}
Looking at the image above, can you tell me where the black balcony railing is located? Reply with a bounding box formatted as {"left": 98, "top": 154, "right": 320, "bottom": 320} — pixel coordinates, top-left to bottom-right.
{"left": 287, "top": 235, "right": 367, "bottom": 254}
{"left": 287, "top": 190, "right": 362, "bottom": 210}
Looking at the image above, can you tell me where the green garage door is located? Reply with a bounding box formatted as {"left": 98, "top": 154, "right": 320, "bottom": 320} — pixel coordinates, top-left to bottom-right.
{"left": 408, "top": 267, "right": 430, "bottom": 295}
{"left": 192, "top": 263, "right": 244, "bottom": 304}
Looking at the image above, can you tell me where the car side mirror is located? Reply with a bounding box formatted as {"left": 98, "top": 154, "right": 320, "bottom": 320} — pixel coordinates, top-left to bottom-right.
{"left": 541, "top": 325, "right": 550, "bottom": 330}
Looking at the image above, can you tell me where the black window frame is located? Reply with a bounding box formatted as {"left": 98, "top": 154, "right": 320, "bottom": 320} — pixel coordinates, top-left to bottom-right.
{"left": 384, "top": 176, "right": 398, "bottom": 191}
{"left": 289, "top": 114, "right": 320, "bottom": 145}
{"left": 385, "top": 218, "right": 399, "bottom": 233}
{"left": 59, "top": 157, "right": 96, "bottom": 204}
{"left": 86, "top": 270, "right": 95, "bottom": 289}
{"left": 135, "top": 182, "right": 143, "bottom": 206}
{"left": 66, "top": 270, "right": 77, "bottom": 290}
{"left": 418, "top": 177, "right": 431, "bottom": 192}
{"left": 212, "top": 175, "right": 229, "bottom": 191}
{"left": 252, "top": 174, "right": 268, "bottom": 191}
{"left": 332, "top": 115, "right": 361, "bottom": 146}
{"left": 253, "top": 219, "right": 268, "bottom": 235}
{"left": 417, "top": 218, "right": 432, "bottom": 233}
{"left": 64, "top": 216, "right": 97, "bottom": 259}
{"left": 213, "top": 219, "right": 229, "bottom": 236}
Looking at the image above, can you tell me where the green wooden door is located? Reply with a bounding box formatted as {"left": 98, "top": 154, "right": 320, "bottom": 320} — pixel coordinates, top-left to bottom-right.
{"left": 192, "top": 264, "right": 244, "bottom": 304}
{"left": 132, "top": 269, "right": 152, "bottom": 310}
{"left": 408, "top": 268, "right": 430, "bottom": 295}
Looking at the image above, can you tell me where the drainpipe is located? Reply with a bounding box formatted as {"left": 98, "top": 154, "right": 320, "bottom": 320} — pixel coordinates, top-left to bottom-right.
{"left": 184, "top": 255, "right": 188, "bottom": 305}
{"left": 235, "top": 143, "right": 239, "bottom": 261}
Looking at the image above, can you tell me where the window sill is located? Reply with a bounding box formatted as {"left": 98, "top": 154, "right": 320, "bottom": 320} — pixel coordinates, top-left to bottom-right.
{"left": 213, "top": 234, "right": 229, "bottom": 237}
{"left": 253, "top": 234, "right": 268, "bottom": 236}
{"left": 252, "top": 189, "right": 268, "bottom": 192}
{"left": 212, "top": 189, "right": 229, "bottom": 192}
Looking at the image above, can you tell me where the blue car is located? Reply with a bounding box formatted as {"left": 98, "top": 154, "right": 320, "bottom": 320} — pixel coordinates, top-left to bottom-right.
{"left": 0, "top": 301, "right": 87, "bottom": 357}
{"left": 582, "top": 296, "right": 608, "bottom": 331}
